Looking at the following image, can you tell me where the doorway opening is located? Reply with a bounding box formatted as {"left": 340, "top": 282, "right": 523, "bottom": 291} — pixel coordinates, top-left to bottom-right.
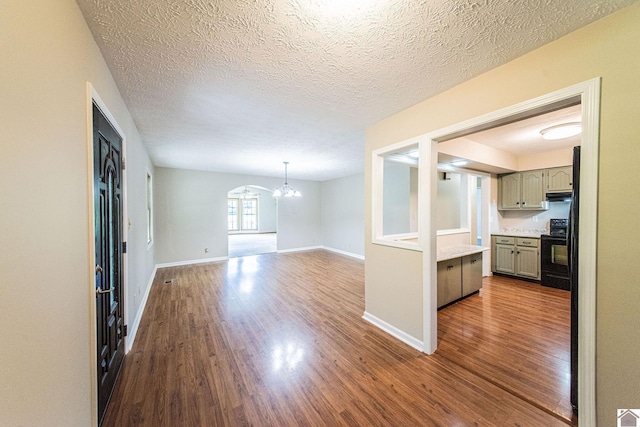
{"left": 422, "top": 78, "right": 599, "bottom": 425}
{"left": 227, "top": 185, "right": 277, "bottom": 257}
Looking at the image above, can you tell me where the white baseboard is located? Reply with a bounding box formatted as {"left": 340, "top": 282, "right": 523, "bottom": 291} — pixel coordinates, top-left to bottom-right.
{"left": 156, "top": 256, "right": 228, "bottom": 268}
{"left": 125, "top": 265, "right": 156, "bottom": 353}
{"left": 362, "top": 311, "right": 424, "bottom": 352}
{"left": 321, "top": 246, "right": 365, "bottom": 260}
{"left": 277, "top": 245, "right": 322, "bottom": 254}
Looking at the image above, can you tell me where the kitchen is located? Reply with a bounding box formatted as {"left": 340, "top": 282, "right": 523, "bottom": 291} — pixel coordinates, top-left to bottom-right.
{"left": 433, "top": 103, "right": 581, "bottom": 422}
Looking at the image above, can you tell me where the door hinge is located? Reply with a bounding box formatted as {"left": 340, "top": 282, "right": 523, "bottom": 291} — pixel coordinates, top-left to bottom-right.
{"left": 122, "top": 157, "right": 126, "bottom": 170}
{"left": 123, "top": 324, "right": 128, "bottom": 337}
{"left": 122, "top": 241, "right": 127, "bottom": 254}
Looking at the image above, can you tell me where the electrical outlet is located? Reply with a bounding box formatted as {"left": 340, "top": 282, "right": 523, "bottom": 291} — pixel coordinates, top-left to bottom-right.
{"left": 532, "top": 216, "right": 538, "bottom": 223}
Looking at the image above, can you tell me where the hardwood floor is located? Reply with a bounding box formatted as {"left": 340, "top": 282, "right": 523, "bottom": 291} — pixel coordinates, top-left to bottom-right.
{"left": 103, "top": 251, "right": 571, "bottom": 426}
{"left": 437, "top": 275, "right": 576, "bottom": 425}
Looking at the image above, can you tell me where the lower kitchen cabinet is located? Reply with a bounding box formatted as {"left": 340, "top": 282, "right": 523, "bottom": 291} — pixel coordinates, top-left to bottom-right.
{"left": 492, "top": 235, "right": 540, "bottom": 280}
{"left": 462, "top": 252, "right": 483, "bottom": 295}
{"left": 437, "top": 252, "right": 484, "bottom": 309}
{"left": 437, "top": 260, "right": 462, "bottom": 307}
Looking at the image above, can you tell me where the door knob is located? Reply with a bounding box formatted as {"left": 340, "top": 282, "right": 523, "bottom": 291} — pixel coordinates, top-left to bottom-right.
{"left": 95, "top": 265, "right": 103, "bottom": 275}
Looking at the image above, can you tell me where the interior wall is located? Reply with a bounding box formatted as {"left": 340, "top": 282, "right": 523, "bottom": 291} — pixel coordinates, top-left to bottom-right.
{"left": 364, "top": 3, "right": 640, "bottom": 423}
{"left": 382, "top": 162, "right": 412, "bottom": 235}
{"left": 155, "top": 167, "right": 321, "bottom": 263}
{"left": 436, "top": 172, "right": 462, "bottom": 230}
{"left": 0, "top": 1, "right": 155, "bottom": 425}
{"left": 320, "top": 173, "right": 365, "bottom": 257}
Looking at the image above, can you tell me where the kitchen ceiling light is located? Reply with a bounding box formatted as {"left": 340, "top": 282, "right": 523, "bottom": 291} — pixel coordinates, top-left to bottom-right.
{"left": 273, "top": 162, "right": 302, "bottom": 198}
{"left": 451, "top": 160, "right": 468, "bottom": 167}
{"left": 540, "top": 122, "right": 582, "bottom": 140}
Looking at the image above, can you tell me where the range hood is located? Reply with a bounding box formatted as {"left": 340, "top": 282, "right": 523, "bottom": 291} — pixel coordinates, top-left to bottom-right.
{"left": 546, "top": 191, "right": 573, "bottom": 202}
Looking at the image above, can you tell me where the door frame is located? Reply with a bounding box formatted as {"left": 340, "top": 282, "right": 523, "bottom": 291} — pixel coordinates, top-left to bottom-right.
{"left": 420, "top": 78, "right": 600, "bottom": 425}
{"left": 86, "top": 83, "right": 129, "bottom": 427}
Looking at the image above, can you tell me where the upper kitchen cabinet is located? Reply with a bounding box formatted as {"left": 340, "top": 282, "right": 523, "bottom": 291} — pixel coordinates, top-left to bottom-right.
{"left": 546, "top": 166, "right": 573, "bottom": 193}
{"left": 499, "top": 170, "right": 548, "bottom": 211}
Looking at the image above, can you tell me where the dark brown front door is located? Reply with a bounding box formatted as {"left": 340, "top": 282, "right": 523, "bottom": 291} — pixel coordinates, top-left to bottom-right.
{"left": 93, "top": 103, "right": 125, "bottom": 425}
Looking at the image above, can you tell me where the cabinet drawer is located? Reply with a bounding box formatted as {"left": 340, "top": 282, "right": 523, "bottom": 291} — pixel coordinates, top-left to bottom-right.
{"left": 516, "top": 238, "right": 539, "bottom": 247}
{"left": 495, "top": 236, "right": 515, "bottom": 245}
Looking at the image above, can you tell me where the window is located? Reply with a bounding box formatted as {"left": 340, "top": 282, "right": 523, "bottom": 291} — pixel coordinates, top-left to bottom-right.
{"left": 372, "top": 137, "right": 423, "bottom": 250}
{"left": 146, "top": 171, "right": 153, "bottom": 246}
{"left": 241, "top": 199, "right": 257, "bottom": 230}
{"left": 228, "top": 199, "right": 239, "bottom": 231}
{"left": 228, "top": 198, "right": 258, "bottom": 232}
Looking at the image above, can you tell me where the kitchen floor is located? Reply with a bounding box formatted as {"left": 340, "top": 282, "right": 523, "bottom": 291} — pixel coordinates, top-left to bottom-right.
{"left": 437, "top": 274, "right": 575, "bottom": 425}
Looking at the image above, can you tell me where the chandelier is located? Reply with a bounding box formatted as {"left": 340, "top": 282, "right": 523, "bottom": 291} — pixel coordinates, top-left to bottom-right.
{"left": 273, "top": 162, "right": 302, "bottom": 197}
{"left": 237, "top": 186, "right": 258, "bottom": 199}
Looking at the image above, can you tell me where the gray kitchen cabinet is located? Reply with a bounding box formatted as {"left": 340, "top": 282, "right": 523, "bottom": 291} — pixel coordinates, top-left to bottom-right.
{"left": 437, "top": 252, "right": 485, "bottom": 308}
{"left": 499, "top": 170, "right": 547, "bottom": 211}
{"left": 499, "top": 173, "right": 521, "bottom": 209}
{"left": 491, "top": 235, "right": 540, "bottom": 280}
{"left": 494, "top": 236, "right": 516, "bottom": 274}
{"left": 514, "top": 238, "right": 539, "bottom": 279}
{"left": 462, "top": 253, "right": 483, "bottom": 295}
{"left": 546, "top": 166, "right": 573, "bottom": 192}
{"left": 437, "top": 260, "right": 462, "bottom": 308}
{"left": 521, "top": 170, "right": 546, "bottom": 209}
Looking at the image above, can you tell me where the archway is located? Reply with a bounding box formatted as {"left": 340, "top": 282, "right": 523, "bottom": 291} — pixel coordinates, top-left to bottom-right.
{"left": 227, "top": 185, "right": 277, "bottom": 257}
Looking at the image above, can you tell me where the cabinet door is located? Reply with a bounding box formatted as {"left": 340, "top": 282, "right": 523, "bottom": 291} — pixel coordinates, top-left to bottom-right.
{"left": 495, "top": 244, "right": 516, "bottom": 274}
{"left": 499, "top": 173, "right": 521, "bottom": 209}
{"left": 546, "top": 166, "right": 573, "bottom": 192}
{"left": 437, "top": 260, "right": 462, "bottom": 308}
{"left": 462, "top": 253, "right": 483, "bottom": 296}
{"left": 516, "top": 246, "right": 539, "bottom": 279}
{"left": 521, "top": 170, "right": 545, "bottom": 209}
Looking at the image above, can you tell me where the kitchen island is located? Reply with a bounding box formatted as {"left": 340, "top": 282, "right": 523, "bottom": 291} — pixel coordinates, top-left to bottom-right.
{"left": 437, "top": 244, "right": 489, "bottom": 308}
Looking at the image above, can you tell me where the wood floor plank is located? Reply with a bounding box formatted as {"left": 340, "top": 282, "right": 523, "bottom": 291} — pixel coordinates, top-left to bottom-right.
{"left": 437, "top": 274, "right": 576, "bottom": 424}
{"left": 102, "top": 251, "right": 572, "bottom": 426}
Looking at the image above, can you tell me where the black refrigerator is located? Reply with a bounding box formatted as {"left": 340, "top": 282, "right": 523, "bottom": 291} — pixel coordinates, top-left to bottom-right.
{"left": 569, "top": 146, "right": 580, "bottom": 413}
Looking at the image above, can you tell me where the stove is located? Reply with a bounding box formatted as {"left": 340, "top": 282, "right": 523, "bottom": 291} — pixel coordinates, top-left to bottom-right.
{"left": 541, "top": 218, "right": 569, "bottom": 290}
{"left": 548, "top": 218, "right": 568, "bottom": 237}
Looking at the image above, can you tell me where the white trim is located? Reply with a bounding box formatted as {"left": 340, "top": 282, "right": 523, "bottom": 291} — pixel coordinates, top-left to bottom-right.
{"left": 419, "top": 78, "right": 600, "bottom": 425}
{"left": 277, "top": 245, "right": 323, "bottom": 254}
{"left": 87, "top": 82, "right": 129, "bottom": 427}
{"left": 125, "top": 265, "right": 156, "bottom": 353}
{"left": 437, "top": 228, "right": 471, "bottom": 236}
{"left": 156, "top": 256, "right": 228, "bottom": 268}
{"left": 321, "top": 246, "right": 365, "bottom": 260}
{"left": 362, "top": 311, "right": 423, "bottom": 352}
{"left": 146, "top": 169, "right": 154, "bottom": 250}
{"left": 371, "top": 136, "right": 423, "bottom": 250}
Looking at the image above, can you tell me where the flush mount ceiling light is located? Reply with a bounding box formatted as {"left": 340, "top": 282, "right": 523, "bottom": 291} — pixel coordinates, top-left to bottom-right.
{"left": 451, "top": 160, "right": 468, "bottom": 167}
{"left": 540, "top": 122, "right": 582, "bottom": 140}
{"left": 273, "top": 162, "right": 302, "bottom": 198}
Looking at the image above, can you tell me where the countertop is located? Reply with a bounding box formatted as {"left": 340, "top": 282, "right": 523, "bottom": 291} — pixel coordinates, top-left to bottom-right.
{"left": 437, "top": 244, "right": 489, "bottom": 262}
{"left": 492, "top": 231, "right": 546, "bottom": 238}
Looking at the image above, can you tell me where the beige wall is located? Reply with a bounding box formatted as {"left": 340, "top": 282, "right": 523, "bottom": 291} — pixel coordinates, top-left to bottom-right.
{"left": 0, "top": 1, "right": 155, "bottom": 425}
{"left": 365, "top": 3, "right": 640, "bottom": 423}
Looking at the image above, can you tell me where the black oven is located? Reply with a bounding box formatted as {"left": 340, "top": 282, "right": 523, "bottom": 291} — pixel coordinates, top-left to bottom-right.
{"left": 541, "top": 219, "right": 570, "bottom": 290}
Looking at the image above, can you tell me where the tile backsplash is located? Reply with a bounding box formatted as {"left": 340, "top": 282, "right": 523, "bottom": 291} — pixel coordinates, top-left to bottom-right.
{"left": 491, "top": 201, "right": 570, "bottom": 235}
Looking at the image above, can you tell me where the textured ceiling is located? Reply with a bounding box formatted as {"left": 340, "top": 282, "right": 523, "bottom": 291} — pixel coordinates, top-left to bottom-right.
{"left": 75, "top": 0, "right": 634, "bottom": 181}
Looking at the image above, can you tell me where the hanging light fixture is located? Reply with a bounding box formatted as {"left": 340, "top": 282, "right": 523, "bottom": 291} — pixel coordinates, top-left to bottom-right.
{"left": 273, "top": 162, "right": 302, "bottom": 197}
{"left": 238, "top": 186, "right": 258, "bottom": 199}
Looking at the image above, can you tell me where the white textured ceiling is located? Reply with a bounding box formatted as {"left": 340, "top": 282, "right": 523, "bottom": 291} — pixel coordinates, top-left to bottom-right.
{"left": 461, "top": 104, "right": 583, "bottom": 155}
{"left": 75, "top": 0, "right": 634, "bottom": 181}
